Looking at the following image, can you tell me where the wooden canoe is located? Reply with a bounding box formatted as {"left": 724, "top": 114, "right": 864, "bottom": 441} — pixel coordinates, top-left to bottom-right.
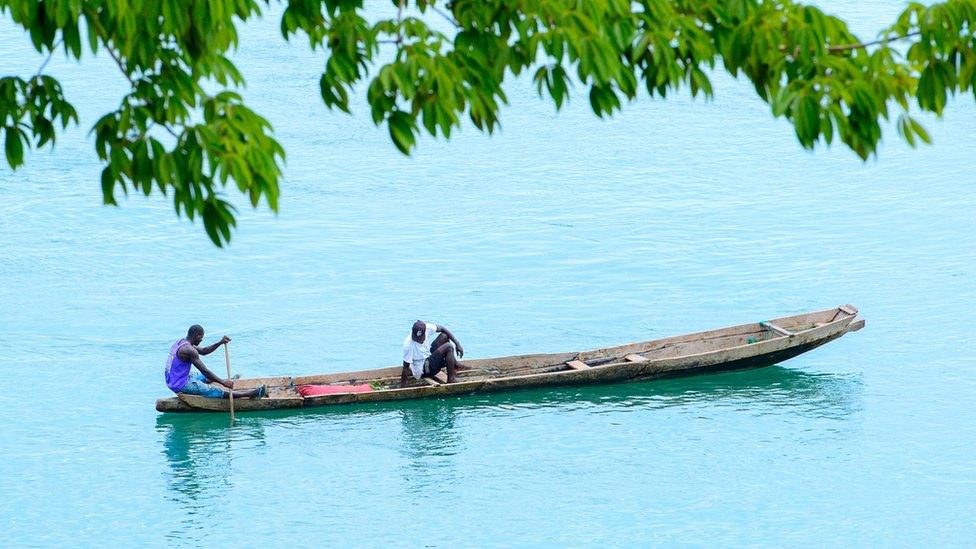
{"left": 155, "top": 305, "right": 865, "bottom": 413}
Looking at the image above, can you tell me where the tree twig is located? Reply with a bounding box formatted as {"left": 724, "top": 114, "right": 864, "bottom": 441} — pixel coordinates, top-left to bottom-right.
{"left": 107, "top": 49, "right": 179, "bottom": 137}
{"left": 827, "top": 31, "right": 921, "bottom": 53}
{"left": 433, "top": 6, "right": 460, "bottom": 29}
{"left": 86, "top": 9, "right": 180, "bottom": 138}
{"left": 397, "top": 0, "right": 405, "bottom": 46}
{"left": 35, "top": 38, "right": 64, "bottom": 78}
{"left": 104, "top": 43, "right": 181, "bottom": 139}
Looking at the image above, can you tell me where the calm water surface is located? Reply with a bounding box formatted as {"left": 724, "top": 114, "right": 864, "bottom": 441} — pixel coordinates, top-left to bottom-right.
{"left": 1, "top": 1, "right": 974, "bottom": 546}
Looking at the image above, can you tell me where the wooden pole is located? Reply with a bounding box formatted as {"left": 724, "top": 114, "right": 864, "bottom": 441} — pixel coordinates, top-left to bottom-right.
{"left": 224, "top": 343, "right": 235, "bottom": 422}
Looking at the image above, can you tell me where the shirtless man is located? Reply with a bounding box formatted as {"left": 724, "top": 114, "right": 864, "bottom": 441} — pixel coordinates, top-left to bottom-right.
{"left": 400, "top": 320, "right": 466, "bottom": 387}
{"left": 164, "top": 325, "right": 265, "bottom": 399}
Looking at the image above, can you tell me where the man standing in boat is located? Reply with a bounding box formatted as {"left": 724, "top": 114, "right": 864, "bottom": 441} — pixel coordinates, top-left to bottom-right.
{"left": 164, "top": 325, "right": 265, "bottom": 399}
{"left": 401, "top": 320, "right": 466, "bottom": 387}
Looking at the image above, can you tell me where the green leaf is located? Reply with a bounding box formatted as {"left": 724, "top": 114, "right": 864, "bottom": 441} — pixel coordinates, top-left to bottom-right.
{"left": 4, "top": 126, "right": 24, "bottom": 169}
{"left": 101, "top": 167, "right": 117, "bottom": 205}
{"left": 793, "top": 94, "right": 820, "bottom": 147}
{"left": 387, "top": 110, "right": 416, "bottom": 154}
{"left": 907, "top": 116, "right": 932, "bottom": 144}
{"left": 898, "top": 115, "right": 916, "bottom": 147}
{"left": 33, "top": 116, "right": 54, "bottom": 147}
{"left": 64, "top": 22, "right": 82, "bottom": 59}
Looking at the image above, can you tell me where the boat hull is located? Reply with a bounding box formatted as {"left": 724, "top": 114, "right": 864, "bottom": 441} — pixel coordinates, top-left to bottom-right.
{"left": 156, "top": 306, "right": 864, "bottom": 413}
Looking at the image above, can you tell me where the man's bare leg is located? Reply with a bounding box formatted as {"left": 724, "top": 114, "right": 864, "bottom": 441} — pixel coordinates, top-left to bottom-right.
{"left": 430, "top": 342, "right": 461, "bottom": 383}
{"left": 223, "top": 385, "right": 266, "bottom": 399}
{"left": 431, "top": 335, "right": 470, "bottom": 372}
{"left": 444, "top": 351, "right": 458, "bottom": 383}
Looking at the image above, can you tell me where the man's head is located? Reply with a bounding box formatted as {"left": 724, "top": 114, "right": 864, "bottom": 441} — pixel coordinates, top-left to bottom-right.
{"left": 411, "top": 320, "right": 426, "bottom": 343}
{"left": 187, "top": 324, "right": 205, "bottom": 345}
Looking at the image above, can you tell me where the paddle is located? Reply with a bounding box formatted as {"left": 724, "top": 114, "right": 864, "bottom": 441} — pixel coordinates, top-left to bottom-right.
{"left": 224, "top": 342, "right": 235, "bottom": 422}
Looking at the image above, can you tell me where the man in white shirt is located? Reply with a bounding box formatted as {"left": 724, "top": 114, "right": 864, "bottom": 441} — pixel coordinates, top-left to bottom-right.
{"left": 400, "top": 320, "right": 466, "bottom": 387}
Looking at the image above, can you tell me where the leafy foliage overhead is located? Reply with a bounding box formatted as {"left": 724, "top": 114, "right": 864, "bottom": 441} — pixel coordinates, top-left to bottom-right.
{"left": 2, "top": 0, "right": 974, "bottom": 245}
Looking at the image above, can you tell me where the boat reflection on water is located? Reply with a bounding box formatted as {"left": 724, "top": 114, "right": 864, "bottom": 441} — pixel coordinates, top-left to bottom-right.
{"left": 155, "top": 365, "right": 861, "bottom": 520}
{"left": 155, "top": 414, "right": 266, "bottom": 544}
{"left": 458, "top": 364, "right": 865, "bottom": 419}
{"left": 395, "top": 401, "right": 465, "bottom": 490}
{"left": 337, "top": 364, "right": 861, "bottom": 488}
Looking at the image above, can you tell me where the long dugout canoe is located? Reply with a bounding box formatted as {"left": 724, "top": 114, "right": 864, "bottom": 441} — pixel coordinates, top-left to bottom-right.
{"left": 156, "top": 305, "right": 865, "bottom": 413}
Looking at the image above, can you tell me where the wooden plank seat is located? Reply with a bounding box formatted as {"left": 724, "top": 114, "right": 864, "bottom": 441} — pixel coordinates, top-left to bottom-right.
{"left": 565, "top": 360, "right": 590, "bottom": 370}
{"left": 830, "top": 304, "right": 860, "bottom": 322}
{"left": 760, "top": 321, "right": 794, "bottom": 337}
{"left": 423, "top": 371, "right": 449, "bottom": 386}
{"left": 624, "top": 354, "right": 648, "bottom": 363}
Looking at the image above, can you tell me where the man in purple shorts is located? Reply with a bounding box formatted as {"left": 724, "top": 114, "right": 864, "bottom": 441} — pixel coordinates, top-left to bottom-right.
{"left": 164, "top": 325, "right": 265, "bottom": 399}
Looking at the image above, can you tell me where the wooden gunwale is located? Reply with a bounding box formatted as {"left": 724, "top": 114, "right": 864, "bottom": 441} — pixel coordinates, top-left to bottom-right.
{"left": 156, "top": 306, "right": 863, "bottom": 413}
{"left": 472, "top": 314, "right": 847, "bottom": 384}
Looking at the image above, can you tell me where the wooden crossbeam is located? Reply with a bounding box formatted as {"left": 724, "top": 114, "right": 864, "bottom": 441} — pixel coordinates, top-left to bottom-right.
{"left": 565, "top": 360, "right": 590, "bottom": 370}
{"left": 839, "top": 304, "right": 858, "bottom": 315}
{"left": 422, "top": 371, "right": 449, "bottom": 386}
{"left": 624, "top": 354, "right": 648, "bottom": 363}
{"left": 760, "top": 321, "right": 794, "bottom": 337}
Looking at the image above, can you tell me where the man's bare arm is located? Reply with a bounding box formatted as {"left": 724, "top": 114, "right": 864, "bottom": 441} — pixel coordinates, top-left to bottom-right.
{"left": 185, "top": 346, "right": 233, "bottom": 388}
{"left": 434, "top": 325, "right": 464, "bottom": 358}
{"left": 400, "top": 361, "right": 412, "bottom": 388}
{"left": 196, "top": 335, "right": 231, "bottom": 356}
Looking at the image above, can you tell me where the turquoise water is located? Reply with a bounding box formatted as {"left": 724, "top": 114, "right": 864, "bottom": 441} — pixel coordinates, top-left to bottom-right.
{"left": 2, "top": 1, "right": 975, "bottom": 546}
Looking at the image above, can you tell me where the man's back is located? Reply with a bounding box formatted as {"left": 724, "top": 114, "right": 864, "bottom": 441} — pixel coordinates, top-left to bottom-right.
{"left": 164, "top": 338, "right": 192, "bottom": 392}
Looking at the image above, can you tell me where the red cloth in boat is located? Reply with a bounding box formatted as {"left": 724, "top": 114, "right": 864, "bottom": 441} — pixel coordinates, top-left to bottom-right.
{"left": 296, "top": 384, "right": 373, "bottom": 396}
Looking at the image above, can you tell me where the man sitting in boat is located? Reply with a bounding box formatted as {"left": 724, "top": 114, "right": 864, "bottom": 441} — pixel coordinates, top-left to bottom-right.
{"left": 401, "top": 320, "right": 466, "bottom": 387}
{"left": 164, "top": 325, "right": 265, "bottom": 399}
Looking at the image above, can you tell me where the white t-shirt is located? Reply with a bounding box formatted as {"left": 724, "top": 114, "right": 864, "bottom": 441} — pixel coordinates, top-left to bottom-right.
{"left": 403, "top": 322, "right": 438, "bottom": 379}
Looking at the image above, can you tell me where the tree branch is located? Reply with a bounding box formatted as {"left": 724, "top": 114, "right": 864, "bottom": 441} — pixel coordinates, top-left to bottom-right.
{"left": 397, "top": 0, "right": 405, "bottom": 46}
{"left": 827, "top": 31, "right": 921, "bottom": 53}
{"left": 35, "top": 38, "right": 64, "bottom": 78}
{"left": 85, "top": 10, "right": 180, "bottom": 139}
{"left": 105, "top": 43, "right": 180, "bottom": 137}
{"left": 433, "top": 6, "right": 460, "bottom": 29}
